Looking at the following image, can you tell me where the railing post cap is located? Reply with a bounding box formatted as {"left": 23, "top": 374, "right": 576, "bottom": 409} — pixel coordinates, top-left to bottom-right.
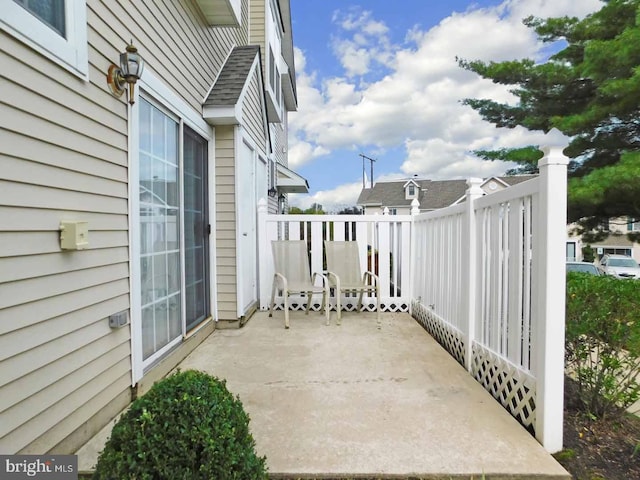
{"left": 466, "top": 177, "right": 483, "bottom": 187}
{"left": 383, "top": 207, "right": 390, "bottom": 215}
{"left": 539, "top": 128, "right": 570, "bottom": 166}
{"left": 410, "top": 198, "right": 420, "bottom": 215}
{"left": 466, "top": 177, "right": 484, "bottom": 195}
{"left": 258, "top": 197, "right": 268, "bottom": 212}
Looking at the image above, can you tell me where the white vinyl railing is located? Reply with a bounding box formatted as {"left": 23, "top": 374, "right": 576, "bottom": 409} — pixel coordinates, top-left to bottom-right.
{"left": 411, "top": 146, "right": 568, "bottom": 452}
{"left": 257, "top": 211, "right": 413, "bottom": 313}
{"left": 256, "top": 145, "right": 568, "bottom": 453}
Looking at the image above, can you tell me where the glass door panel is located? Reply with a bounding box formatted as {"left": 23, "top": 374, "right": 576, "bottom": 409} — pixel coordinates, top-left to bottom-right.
{"left": 139, "top": 98, "right": 181, "bottom": 361}
{"left": 184, "top": 126, "right": 210, "bottom": 331}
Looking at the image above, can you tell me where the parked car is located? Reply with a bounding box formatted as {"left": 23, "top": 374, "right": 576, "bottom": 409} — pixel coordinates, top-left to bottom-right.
{"left": 566, "top": 262, "right": 601, "bottom": 275}
{"left": 597, "top": 254, "right": 640, "bottom": 279}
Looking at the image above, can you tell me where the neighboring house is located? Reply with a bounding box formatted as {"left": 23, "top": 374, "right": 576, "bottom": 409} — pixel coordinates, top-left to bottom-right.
{"left": 566, "top": 218, "right": 640, "bottom": 263}
{"left": 357, "top": 176, "right": 640, "bottom": 264}
{"left": 357, "top": 175, "right": 537, "bottom": 215}
{"left": 0, "top": 0, "right": 305, "bottom": 455}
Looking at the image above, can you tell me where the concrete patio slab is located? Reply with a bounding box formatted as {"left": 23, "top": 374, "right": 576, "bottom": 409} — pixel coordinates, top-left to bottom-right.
{"left": 172, "top": 311, "right": 569, "bottom": 479}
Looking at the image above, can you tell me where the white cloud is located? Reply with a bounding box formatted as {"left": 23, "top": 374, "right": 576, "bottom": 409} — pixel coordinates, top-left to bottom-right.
{"left": 289, "top": 181, "right": 365, "bottom": 213}
{"left": 288, "top": 138, "right": 329, "bottom": 169}
{"left": 288, "top": 0, "right": 602, "bottom": 201}
{"left": 330, "top": 8, "right": 394, "bottom": 77}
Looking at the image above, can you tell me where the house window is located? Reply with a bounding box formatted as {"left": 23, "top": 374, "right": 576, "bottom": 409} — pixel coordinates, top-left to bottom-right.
{"left": 628, "top": 217, "right": 639, "bottom": 231}
{"left": 14, "top": 0, "right": 65, "bottom": 35}
{"left": 269, "top": 47, "right": 276, "bottom": 91}
{"left": 1, "top": 0, "right": 88, "bottom": 77}
{"left": 138, "top": 97, "right": 210, "bottom": 364}
{"left": 600, "top": 247, "right": 632, "bottom": 258}
{"left": 566, "top": 242, "right": 576, "bottom": 261}
{"left": 408, "top": 185, "right": 415, "bottom": 196}
{"left": 269, "top": 159, "right": 276, "bottom": 190}
{"left": 275, "top": 67, "right": 281, "bottom": 108}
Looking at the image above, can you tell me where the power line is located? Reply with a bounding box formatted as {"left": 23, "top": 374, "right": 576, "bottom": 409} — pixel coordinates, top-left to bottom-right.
{"left": 359, "top": 153, "right": 376, "bottom": 189}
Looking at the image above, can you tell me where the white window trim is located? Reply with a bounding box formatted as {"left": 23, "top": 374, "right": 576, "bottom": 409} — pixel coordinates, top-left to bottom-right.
{"left": 1, "top": 0, "right": 88, "bottom": 79}
{"left": 129, "top": 69, "right": 215, "bottom": 384}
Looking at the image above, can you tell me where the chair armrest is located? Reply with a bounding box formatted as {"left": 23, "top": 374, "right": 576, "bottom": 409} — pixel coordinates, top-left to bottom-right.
{"left": 363, "top": 271, "right": 379, "bottom": 285}
{"left": 311, "top": 271, "right": 329, "bottom": 287}
{"left": 325, "top": 271, "right": 341, "bottom": 289}
{"left": 273, "top": 272, "right": 288, "bottom": 291}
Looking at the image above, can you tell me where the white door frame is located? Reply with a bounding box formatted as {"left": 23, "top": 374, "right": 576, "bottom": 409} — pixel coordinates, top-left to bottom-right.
{"left": 235, "top": 128, "right": 266, "bottom": 317}
{"left": 129, "top": 69, "right": 216, "bottom": 385}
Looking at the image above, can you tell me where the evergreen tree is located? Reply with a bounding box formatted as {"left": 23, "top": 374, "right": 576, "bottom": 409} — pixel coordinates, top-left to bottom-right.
{"left": 459, "top": 0, "right": 640, "bottom": 237}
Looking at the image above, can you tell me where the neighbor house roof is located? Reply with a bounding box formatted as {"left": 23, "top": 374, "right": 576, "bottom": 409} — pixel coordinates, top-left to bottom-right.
{"left": 591, "top": 234, "right": 634, "bottom": 247}
{"left": 497, "top": 175, "right": 538, "bottom": 187}
{"left": 357, "top": 175, "right": 537, "bottom": 211}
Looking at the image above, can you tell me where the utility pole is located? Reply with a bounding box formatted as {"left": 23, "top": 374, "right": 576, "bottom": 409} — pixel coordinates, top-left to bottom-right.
{"left": 359, "top": 153, "right": 376, "bottom": 189}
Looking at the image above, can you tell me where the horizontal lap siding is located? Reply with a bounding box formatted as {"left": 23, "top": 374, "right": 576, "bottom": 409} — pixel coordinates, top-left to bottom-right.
{"left": 215, "top": 126, "right": 238, "bottom": 319}
{"left": 92, "top": 0, "right": 248, "bottom": 113}
{"left": 249, "top": 0, "right": 266, "bottom": 74}
{"left": 244, "top": 71, "right": 267, "bottom": 154}
{"left": 0, "top": 30, "right": 131, "bottom": 454}
{"left": 0, "top": 0, "right": 250, "bottom": 454}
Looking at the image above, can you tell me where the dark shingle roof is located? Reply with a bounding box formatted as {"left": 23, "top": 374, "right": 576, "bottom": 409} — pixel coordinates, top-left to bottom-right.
{"left": 499, "top": 174, "right": 538, "bottom": 186}
{"left": 204, "top": 46, "right": 260, "bottom": 107}
{"left": 357, "top": 179, "right": 467, "bottom": 210}
{"left": 357, "top": 175, "right": 538, "bottom": 210}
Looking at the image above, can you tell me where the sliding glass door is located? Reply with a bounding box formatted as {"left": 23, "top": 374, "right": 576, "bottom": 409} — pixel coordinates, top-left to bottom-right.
{"left": 184, "top": 126, "right": 209, "bottom": 331}
{"left": 138, "top": 98, "right": 210, "bottom": 363}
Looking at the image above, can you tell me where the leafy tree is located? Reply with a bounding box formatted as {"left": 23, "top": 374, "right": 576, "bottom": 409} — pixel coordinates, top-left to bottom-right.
{"left": 287, "top": 204, "right": 326, "bottom": 215}
{"left": 305, "top": 203, "right": 325, "bottom": 214}
{"left": 459, "top": 0, "right": 640, "bottom": 238}
{"left": 337, "top": 206, "right": 362, "bottom": 215}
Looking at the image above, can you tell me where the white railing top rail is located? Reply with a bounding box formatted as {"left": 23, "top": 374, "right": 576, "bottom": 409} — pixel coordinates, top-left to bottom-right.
{"left": 413, "top": 202, "right": 465, "bottom": 222}
{"left": 268, "top": 213, "right": 413, "bottom": 222}
{"left": 474, "top": 176, "right": 539, "bottom": 209}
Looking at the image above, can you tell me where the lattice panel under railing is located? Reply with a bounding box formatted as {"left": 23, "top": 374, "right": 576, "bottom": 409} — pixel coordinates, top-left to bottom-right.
{"left": 411, "top": 301, "right": 465, "bottom": 366}
{"left": 270, "top": 295, "right": 409, "bottom": 313}
{"left": 471, "top": 342, "right": 537, "bottom": 428}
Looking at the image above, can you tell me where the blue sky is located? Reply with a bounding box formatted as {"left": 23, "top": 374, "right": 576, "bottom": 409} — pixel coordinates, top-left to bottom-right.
{"left": 287, "top": 0, "right": 602, "bottom": 211}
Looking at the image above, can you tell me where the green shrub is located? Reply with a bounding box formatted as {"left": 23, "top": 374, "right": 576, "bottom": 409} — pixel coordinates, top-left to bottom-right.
{"left": 93, "top": 370, "right": 267, "bottom": 480}
{"left": 581, "top": 245, "right": 595, "bottom": 263}
{"left": 565, "top": 272, "right": 640, "bottom": 419}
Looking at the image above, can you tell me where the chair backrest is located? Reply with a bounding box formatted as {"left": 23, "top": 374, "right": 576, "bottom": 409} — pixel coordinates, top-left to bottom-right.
{"left": 272, "top": 240, "right": 312, "bottom": 283}
{"left": 325, "top": 241, "right": 363, "bottom": 284}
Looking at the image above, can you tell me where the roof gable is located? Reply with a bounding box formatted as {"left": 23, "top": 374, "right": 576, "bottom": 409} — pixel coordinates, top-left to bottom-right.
{"left": 357, "top": 179, "right": 467, "bottom": 210}
{"left": 357, "top": 175, "right": 537, "bottom": 211}
{"left": 204, "top": 46, "right": 268, "bottom": 126}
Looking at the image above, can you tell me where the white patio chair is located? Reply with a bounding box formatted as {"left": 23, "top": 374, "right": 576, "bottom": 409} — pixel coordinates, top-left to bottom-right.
{"left": 269, "top": 240, "right": 329, "bottom": 329}
{"left": 324, "top": 240, "right": 381, "bottom": 328}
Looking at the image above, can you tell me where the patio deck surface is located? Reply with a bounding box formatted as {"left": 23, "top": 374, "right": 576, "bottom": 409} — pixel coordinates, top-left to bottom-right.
{"left": 77, "top": 310, "right": 569, "bottom": 479}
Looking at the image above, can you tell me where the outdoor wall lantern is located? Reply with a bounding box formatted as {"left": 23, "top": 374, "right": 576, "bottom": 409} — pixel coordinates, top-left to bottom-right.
{"left": 268, "top": 187, "right": 278, "bottom": 197}
{"left": 107, "top": 42, "right": 145, "bottom": 105}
